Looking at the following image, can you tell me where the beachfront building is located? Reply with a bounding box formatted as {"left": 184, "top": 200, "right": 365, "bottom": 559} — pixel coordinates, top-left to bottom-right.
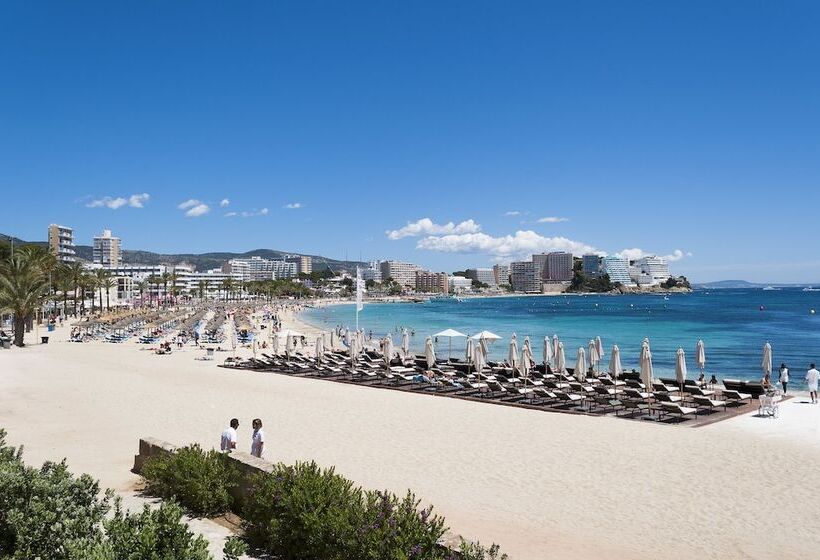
{"left": 448, "top": 276, "right": 472, "bottom": 293}
{"left": 466, "top": 268, "right": 497, "bottom": 287}
{"left": 582, "top": 254, "right": 600, "bottom": 277}
{"left": 48, "top": 224, "right": 76, "bottom": 262}
{"left": 285, "top": 254, "right": 312, "bottom": 275}
{"left": 601, "top": 256, "right": 634, "bottom": 286}
{"left": 93, "top": 229, "right": 122, "bottom": 268}
{"left": 362, "top": 261, "right": 383, "bottom": 283}
{"left": 630, "top": 256, "right": 671, "bottom": 286}
{"left": 224, "top": 256, "right": 298, "bottom": 281}
{"left": 180, "top": 267, "right": 243, "bottom": 297}
{"left": 493, "top": 264, "right": 510, "bottom": 286}
{"left": 545, "top": 252, "right": 574, "bottom": 281}
{"left": 510, "top": 261, "right": 542, "bottom": 293}
{"left": 415, "top": 271, "right": 449, "bottom": 294}
{"left": 380, "top": 260, "right": 422, "bottom": 289}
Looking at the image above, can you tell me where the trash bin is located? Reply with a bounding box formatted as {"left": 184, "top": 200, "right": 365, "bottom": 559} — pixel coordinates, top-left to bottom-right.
{"left": 41, "top": 336, "right": 49, "bottom": 344}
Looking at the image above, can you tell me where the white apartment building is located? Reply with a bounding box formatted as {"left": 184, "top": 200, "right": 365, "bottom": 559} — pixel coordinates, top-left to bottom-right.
{"left": 48, "top": 224, "right": 76, "bottom": 262}
{"left": 629, "top": 256, "right": 671, "bottom": 286}
{"left": 225, "top": 256, "right": 298, "bottom": 281}
{"left": 448, "top": 276, "right": 472, "bottom": 293}
{"left": 380, "top": 260, "right": 422, "bottom": 288}
{"left": 466, "top": 268, "right": 497, "bottom": 287}
{"left": 493, "top": 264, "right": 510, "bottom": 286}
{"left": 601, "top": 256, "right": 634, "bottom": 286}
{"left": 93, "top": 229, "right": 122, "bottom": 268}
{"left": 362, "top": 261, "right": 383, "bottom": 283}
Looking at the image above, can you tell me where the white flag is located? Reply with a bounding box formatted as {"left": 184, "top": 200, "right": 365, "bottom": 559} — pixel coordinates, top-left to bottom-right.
{"left": 356, "top": 267, "right": 364, "bottom": 312}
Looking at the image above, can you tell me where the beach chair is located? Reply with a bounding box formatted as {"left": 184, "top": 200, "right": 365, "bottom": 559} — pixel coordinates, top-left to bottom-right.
{"left": 653, "top": 381, "right": 680, "bottom": 394}
{"left": 623, "top": 388, "right": 651, "bottom": 401}
{"left": 486, "top": 380, "right": 508, "bottom": 398}
{"left": 569, "top": 382, "right": 596, "bottom": 397}
{"left": 594, "top": 385, "right": 617, "bottom": 398}
{"left": 658, "top": 402, "right": 698, "bottom": 422}
{"left": 553, "top": 391, "right": 585, "bottom": 410}
{"left": 692, "top": 395, "right": 727, "bottom": 414}
{"left": 721, "top": 389, "right": 752, "bottom": 407}
{"left": 654, "top": 392, "right": 683, "bottom": 405}
{"left": 683, "top": 386, "right": 716, "bottom": 398}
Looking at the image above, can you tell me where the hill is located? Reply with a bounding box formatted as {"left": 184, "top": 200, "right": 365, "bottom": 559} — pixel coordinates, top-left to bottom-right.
{"left": 0, "top": 233, "right": 365, "bottom": 273}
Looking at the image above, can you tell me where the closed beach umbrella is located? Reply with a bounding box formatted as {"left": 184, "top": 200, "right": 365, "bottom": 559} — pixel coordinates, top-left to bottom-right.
{"left": 383, "top": 334, "right": 394, "bottom": 369}
{"left": 695, "top": 339, "right": 706, "bottom": 375}
{"left": 543, "top": 336, "right": 553, "bottom": 369}
{"left": 762, "top": 342, "right": 772, "bottom": 376}
{"left": 329, "top": 330, "right": 336, "bottom": 350}
{"left": 595, "top": 336, "right": 604, "bottom": 363}
{"left": 479, "top": 337, "right": 490, "bottom": 364}
{"left": 425, "top": 336, "right": 436, "bottom": 369}
{"left": 588, "top": 339, "right": 599, "bottom": 372}
{"left": 609, "top": 345, "right": 622, "bottom": 378}
{"left": 640, "top": 340, "right": 654, "bottom": 389}
{"left": 575, "top": 347, "right": 587, "bottom": 382}
{"left": 556, "top": 341, "right": 566, "bottom": 373}
{"left": 473, "top": 341, "right": 485, "bottom": 376}
{"left": 553, "top": 335, "right": 560, "bottom": 365}
{"left": 272, "top": 332, "right": 280, "bottom": 355}
{"left": 465, "top": 337, "right": 475, "bottom": 373}
{"left": 675, "top": 347, "right": 687, "bottom": 391}
{"left": 348, "top": 333, "right": 358, "bottom": 365}
{"left": 522, "top": 338, "right": 535, "bottom": 381}
{"left": 434, "top": 328, "right": 467, "bottom": 360}
{"left": 285, "top": 332, "right": 295, "bottom": 359}
{"left": 315, "top": 335, "right": 324, "bottom": 363}
{"left": 344, "top": 328, "right": 352, "bottom": 348}
{"left": 508, "top": 336, "right": 519, "bottom": 372}
{"left": 401, "top": 329, "right": 410, "bottom": 358}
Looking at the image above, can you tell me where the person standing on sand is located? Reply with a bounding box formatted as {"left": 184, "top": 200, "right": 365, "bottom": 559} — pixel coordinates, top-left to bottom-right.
{"left": 220, "top": 418, "right": 239, "bottom": 452}
{"left": 251, "top": 418, "right": 265, "bottom": 458}
{"left": 779, "top": 363, "right": 789, "bottom": 394}
{"left": 806, "top": 364, "right": 819, "bottom": 404}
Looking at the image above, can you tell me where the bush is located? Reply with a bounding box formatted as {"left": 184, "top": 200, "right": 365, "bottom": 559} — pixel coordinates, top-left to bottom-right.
{"left": 243, "top": 461, "right": 361, "bottom": 560}
{"left": 242, "top": 461, "right": 449, "bottom": 560}
{"left": 142, "top": 444, "right": 238, "bottom": 516}
{"left": 459, "top": 539, "right": 509, "bottom": 560}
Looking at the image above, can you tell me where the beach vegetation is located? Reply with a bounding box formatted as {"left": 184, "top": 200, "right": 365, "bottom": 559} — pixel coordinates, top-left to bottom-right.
{"left": 458, "top": 539, "right": 509, "bottom": 560}
{"left": 0, "top": 247, "right": 52, "bottom": 346}
{"left": 661, "top": 276, "right": 691, "bottom": 290}
{"left": 568, "top": 271, "right": 614, "bottom": 293}
{"left": 141, "top": 444, "right": 239, "bottom": 517}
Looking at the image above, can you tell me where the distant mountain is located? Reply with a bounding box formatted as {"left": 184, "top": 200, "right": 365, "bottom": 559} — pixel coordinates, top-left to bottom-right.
{"left": 0, "top": 233, "right": 366, "bottom": 273}
{"left": 694, "top": 280, "right": 765, "bottom": 289}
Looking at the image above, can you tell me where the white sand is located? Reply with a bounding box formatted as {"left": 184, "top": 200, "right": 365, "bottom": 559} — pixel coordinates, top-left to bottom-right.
{"left": 1, "top": 319, "right": 819, "bottom": 560}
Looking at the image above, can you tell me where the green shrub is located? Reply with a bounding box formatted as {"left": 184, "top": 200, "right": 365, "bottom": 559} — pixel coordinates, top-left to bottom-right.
{"left": 458, "top": 539, "right": 509, "bottom": 560}
{"left": 353, "top": 489, "right": 447, "bottom": 560}
{"left": 222, "top": 536, "right": 247, "bottom": 560}
{"left": 242, "top": 461, "right": 362, "bottom": 560}
{"left": 142, "top": 444, "right": 238, "bottom": 516}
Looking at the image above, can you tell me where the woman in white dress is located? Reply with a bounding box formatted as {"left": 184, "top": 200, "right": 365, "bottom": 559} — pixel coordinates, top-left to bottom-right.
{"left": 778, "top": 363, "right": 789, "bottom": 394}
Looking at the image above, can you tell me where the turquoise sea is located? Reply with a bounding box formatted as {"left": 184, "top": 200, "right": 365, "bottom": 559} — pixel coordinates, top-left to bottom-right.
{"left": 300, "top": 289, "right": 820, "bottom": 386}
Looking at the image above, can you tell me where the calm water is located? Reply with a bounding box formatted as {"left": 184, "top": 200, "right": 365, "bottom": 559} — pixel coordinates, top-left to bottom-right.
{"left": 301, "top": 289, "right": 820, "bottom": 385}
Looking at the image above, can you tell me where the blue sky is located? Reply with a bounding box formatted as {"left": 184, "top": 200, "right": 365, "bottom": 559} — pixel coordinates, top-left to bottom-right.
{"left": 2, "top": 1, "right": 820, "bottom": 282}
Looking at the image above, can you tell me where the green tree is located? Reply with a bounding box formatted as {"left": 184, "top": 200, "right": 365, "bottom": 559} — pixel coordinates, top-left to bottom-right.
{"left": 0, "top": 248, "right": 51, "bottom": 346}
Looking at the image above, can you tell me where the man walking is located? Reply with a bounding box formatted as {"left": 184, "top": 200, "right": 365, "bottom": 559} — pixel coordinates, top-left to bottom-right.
{"left": 220, "top": 418, "right": 239, "bottom": 452}
{"left": 806, "top": 364, "right": 819, "bottom": 404}
{"left": 251, "top": 418, "right": 266, "bottom": 458}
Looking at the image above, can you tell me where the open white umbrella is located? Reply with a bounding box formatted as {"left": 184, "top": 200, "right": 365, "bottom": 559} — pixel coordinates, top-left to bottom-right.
{"left": 543, "top": 336, "right": 553, "bottom": 370}
{"left": 762, "top": 342, "right": 772, "bottom": 377}
{"left": 424, "top": 336, "right": 436, "bottom": 369}
{"left": 315, "top": 335, "right": 325, "bottom": 363}
{"left": 556, "top": 341, "right": 566, "bottom": 373}
{"left": 675, "top": 347, "right": 687, "bottom": 392}
{"left": 609, "top": 345, "right": 622, "bottom": 378}
{"left": 640, "top": 340, "right": 653, "bottom": 389}
{"left": 575, "top": 347, "right": 587, "bottom": 382}
{"left": 471, "top": 330, "right": 502, "bottom": 341}
{"left": 508, "top": 336, "right": 519, "bottom": 372}
{"left": 434, "top": 328, "right": 467, "bottom": 360}
{"left": 695, "top": 339, "right": 706, "bottom": 376}
{"left": 383, "top": 334, "right": 394, "bottom": 369}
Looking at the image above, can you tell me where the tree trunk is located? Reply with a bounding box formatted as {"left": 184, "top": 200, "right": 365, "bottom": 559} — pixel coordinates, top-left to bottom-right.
{"left": 13, "top": 314, "right": 25, "bottom": 346}
{"left": 106, "top": 291, "right": 110, "bottom": 310}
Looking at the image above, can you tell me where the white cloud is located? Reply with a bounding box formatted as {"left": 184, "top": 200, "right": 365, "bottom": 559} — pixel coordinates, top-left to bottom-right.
{"left": 184, "top": 203, "right": 210, "bottom": 217}
{"left": 284, "top": 202, "right": 304, "bottom": 209}
{"left": 87, "top": 193, "right": 149, "bottom": 209}
{"left": 615, "top": 248, "right": 692, "bottom": 262}
{"left": 416, "top": 230, "right": 600, "bottom": 259}
{"left": 537, "top": 216, "right": 569, "bottom": 223}
{"left": 225, "top": 207, "right": 269, "bottom": 218}
{"left": 386, "top": 218, "right": 482, "bottom": 240}
{"left": 220, "top": 198, "right": 230, "bottom": 207}
{"left": 504, "top": 211, "right": 521, "bottom": 216}
{"left": 178, "top": 199, "right": 201, "bottom": 210}
{"left": 128, "top": 193, "right": 150, "bottom": 208}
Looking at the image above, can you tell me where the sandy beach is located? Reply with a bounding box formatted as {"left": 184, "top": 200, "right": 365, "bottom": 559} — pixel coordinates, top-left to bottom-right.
{"left": 2, "top": 316, "right": 819, "bottom": 560}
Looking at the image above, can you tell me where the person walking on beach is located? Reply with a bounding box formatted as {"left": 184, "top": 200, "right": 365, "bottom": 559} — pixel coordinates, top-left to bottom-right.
{"left": 220, "top": 418, "right": 239, "bottom": 452}
{"left": 779, "top": 363, "right": 789, "bottom": 394}
{"left": 251, "top": 418, "right": 266, "bottom": 458}
{"left": 806, "top": 364, "right": 819, "bottom": 404}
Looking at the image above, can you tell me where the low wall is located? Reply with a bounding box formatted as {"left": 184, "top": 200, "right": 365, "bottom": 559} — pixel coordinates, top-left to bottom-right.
{"left": 133, "top": 437, "right": 465, "bottom": 557}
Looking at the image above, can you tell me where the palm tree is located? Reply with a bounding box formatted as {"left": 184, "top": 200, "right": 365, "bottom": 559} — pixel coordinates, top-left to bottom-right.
{"left": 0, "top": 248, "right": 51, "bottom": 346}
{"left": 95, "top": 269, "right": 109, "bottom": 312}
{"left": 146, "top": 275, "right": 161, "bottom": 306}
{"left": 197, "top": 280, "right": 207, "bottom": 300}
{"left": 136, "top": 279, "right": 148, "bottom": 305}
{"left": 55, "top": 264, "right": 73, "bottom": 316}
{"left": 160, "top": 272, "right": 173, "bottom": 307}
{"left": 67, "top": 261, "right": 85, "bottom": 315}
{"left": 102, "top": 275, "right": 117, "bottom": 310}
{"left": 220, "top": 278, "right": 234, "bottom": 302}
{"left": 83, "top": 272, "right": 98, "bottom": 313}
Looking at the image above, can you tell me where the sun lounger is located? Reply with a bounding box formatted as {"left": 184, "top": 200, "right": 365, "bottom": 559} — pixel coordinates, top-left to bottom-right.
{"left": 684, "top": 386, "right": 716, "bottom": 398}
{"left": 654, "top": 392, "right": 683, "bottom": 404}
{"left": 721, "top": 389, "right": 752, "bottom": 406}
{"left": 692, "top": 395, "right": 727, "bottom": 413}
{"left": 658, "top": 402, "right": 697, "bottom": 421}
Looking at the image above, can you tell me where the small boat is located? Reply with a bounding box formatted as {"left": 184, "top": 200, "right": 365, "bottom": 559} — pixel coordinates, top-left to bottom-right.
{"left": 762, "top": 286, "right": 778, "bottom": 291}
{"left": 802, "top": 287, "right": 820, "bottom": 292}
